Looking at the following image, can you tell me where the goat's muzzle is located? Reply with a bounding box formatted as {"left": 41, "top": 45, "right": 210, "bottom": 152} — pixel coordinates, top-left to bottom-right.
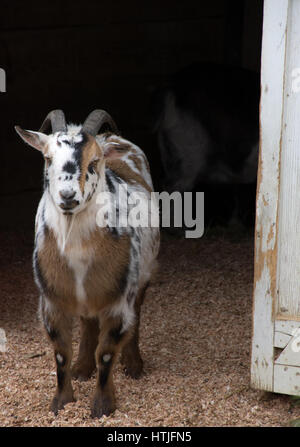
{"left": 59, "top": 191, "right": 79, "bottom": 212}
{"left": 59, "top": 200, "right": 78, "bottom": 211}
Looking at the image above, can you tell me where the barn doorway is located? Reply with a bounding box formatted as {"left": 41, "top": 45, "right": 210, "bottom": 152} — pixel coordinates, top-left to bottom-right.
{"left": 0, "top": 0, "right": 263, "bottom": 230}
{"left": 2, "top": 1, "right": 290, "bottom": 428}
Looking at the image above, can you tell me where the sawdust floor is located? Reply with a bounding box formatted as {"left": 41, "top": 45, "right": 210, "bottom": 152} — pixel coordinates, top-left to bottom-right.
{"left": 0, "top": 229, "right": 299, "bottom": 427}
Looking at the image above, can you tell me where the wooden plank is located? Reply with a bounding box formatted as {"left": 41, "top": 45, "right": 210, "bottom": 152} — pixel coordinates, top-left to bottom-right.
{"left": 275, "top": 338, "right": 300, "bottom": 367}
{"left": 251, "top": 0, "right": 289, "bottom": 392}
{"left": 275, "top": 320, "right": 300, "bottom": 335}
{"left": 277, "top": 0, "right": 300, "bottom": 318}
{"left": 275, "top": 321, "right": 300, "bottom": 367}
{"left": 274, "top": 331, "right": 291, "bottom": 349}
{"left": 275, "top": 315, "right": 300, "bottom": 322}
{"left": 274, "top": 364, "right": 300, "bottom": 396}
{"left": 251, "top": 264, "right": 276, "bottom": 391}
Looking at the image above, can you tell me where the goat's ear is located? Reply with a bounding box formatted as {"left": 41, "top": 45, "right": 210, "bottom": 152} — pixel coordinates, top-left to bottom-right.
{"left": 14, "top": 126, "right": 48, "bottom": 153}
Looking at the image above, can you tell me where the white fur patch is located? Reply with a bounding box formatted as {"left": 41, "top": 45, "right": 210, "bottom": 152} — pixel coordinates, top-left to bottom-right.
{"left": 102, "top": 354, "right": 111, "bottom": 362}
{"left": 109, "top": 297, "right": 135, "bottom": 334}
{"left": 68, "top": 256, "right": 89, "bottom": 302}
{"left": 41, "top": 193, "right": 98, "bottom": 304}
{"left": 56, "top": 353, "right": 64, "bottom": 364}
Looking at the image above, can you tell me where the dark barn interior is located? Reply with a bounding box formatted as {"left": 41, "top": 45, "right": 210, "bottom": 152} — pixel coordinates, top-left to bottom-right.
{"left": 2, "top": 1, "right": 295, "bottom": 429}
{"left": 0, "top": 0, "right": 263, "bottom": 230}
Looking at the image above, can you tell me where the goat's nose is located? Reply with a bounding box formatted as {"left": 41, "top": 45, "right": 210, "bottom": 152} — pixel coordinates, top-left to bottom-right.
{"left": 59, "top": 189, "right": 76, "bottom": 201}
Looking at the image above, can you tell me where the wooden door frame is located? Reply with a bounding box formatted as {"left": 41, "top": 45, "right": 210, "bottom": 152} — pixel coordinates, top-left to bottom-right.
{"left": 251, "top": 0, "right": 300, "bottom": 396}
{"left": 251, "top": 0, "right": 288, "bottom": 392}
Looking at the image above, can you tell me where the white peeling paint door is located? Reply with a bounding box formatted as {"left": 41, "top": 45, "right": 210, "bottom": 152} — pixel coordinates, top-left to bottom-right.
{"left": 251, "top": 0, "right": 300, "bottom": 396}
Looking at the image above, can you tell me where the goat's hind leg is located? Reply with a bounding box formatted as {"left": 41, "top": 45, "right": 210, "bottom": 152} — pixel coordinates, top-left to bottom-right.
{"left": 72, "top": 316, "right": 99, "bottom": 381}
{"left": 40, "top": 298, "right": 75, "bottom": 415}
{"left": 120, "top": 283, "right": 148, "bottom": 379}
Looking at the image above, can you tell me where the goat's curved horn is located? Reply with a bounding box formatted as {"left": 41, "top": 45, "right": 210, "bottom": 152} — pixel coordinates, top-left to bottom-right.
{"left": 39, "top": 110, "right": 67, "bottom": 134}
{"left": 82, "top": 109, "right": 118, "bottom": 136}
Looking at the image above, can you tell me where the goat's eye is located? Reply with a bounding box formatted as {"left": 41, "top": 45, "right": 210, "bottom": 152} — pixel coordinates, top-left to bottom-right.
{"left": 88, "top": 160, "right": 98, "bottom": 174}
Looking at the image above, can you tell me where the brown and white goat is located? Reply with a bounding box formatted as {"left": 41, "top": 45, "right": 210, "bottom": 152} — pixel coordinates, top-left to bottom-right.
{"left": 15, "top": 110, "right": 160, "bottom": 417}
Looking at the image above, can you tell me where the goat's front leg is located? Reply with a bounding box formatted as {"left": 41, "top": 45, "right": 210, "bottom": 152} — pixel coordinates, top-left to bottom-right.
{"left": 41, "top": 299, "right": 75, "bottom": 415}
{"left": 72, "top": 316, "right": 99, "bottom": 381}
{"left": 91, "top": 316, "right": 130, "bottom": 418}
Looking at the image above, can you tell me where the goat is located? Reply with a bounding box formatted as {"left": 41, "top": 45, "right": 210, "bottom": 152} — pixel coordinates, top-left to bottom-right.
{"left": 15, "top": 110, "right": 160, "bottom": 418}
{"left": 152, "top": 62, "right": 260, "bottom": 226}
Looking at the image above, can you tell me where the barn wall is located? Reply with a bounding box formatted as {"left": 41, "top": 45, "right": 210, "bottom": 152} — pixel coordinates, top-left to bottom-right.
{"left": 0, "top": 0, "right": 262, "bottom": 229}
{"left": 242, "top": 0, "right": 264, "bottom": 72}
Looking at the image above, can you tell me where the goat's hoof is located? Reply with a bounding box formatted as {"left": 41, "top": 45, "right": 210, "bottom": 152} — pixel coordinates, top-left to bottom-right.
{"left": 91, "top": 394, "right": 116, "bottom": 418}
{"left": 72, "top": 363, "right": 95, "bottom": 381}
{"left": 51, "top": 391, "right": 76, "bottom": 415}
{"left": 123, "top": 363, "right": 143, "bottom": 379}
{"left": 121, "top": 356, "right": 143, "bottom": 379}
